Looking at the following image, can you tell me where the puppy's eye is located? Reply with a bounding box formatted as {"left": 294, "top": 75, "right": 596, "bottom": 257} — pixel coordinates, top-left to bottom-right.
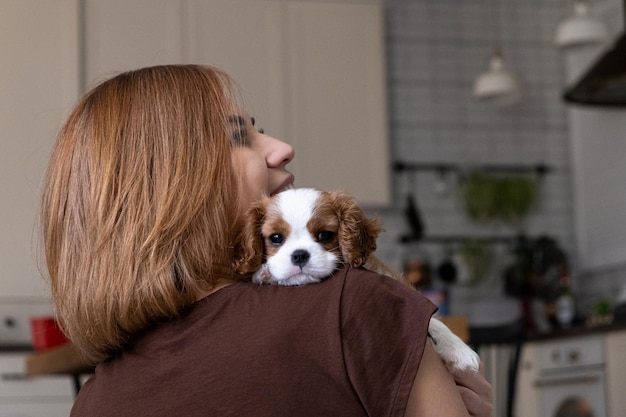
{"left": 316, "top": 231, "right": 335, "bottom": 243}
{"left": 269, "top": 233, "right": 284, "bottom": 245}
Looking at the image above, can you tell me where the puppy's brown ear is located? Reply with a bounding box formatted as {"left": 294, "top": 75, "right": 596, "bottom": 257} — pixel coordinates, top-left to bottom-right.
{"left": 233, "top": 199, "right": 267, "bottom": 277}
{"left": 328, "top": 191, "right": 383, "bottom": 268}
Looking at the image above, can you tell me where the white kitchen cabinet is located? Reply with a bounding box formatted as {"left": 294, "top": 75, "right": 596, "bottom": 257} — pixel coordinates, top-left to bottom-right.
{"left": 605, "top": 330, "right": 626, "bottom": 417}
{"left": 516, "top": 332, "right": 626, "bottom": 417}
{"left": 282, "top": 1, "right": 390, "bottom": 206}
{"left": 83, "top": 0, "right": 390, "bottom": 206}
{"left": 513, "top": 343, "right": 539, "bottom": 417}
{"left": 82, "top": 0, "right": 185, "bottom": 88}
{"left": 0, "top": 0, "right": 80, "bottom": 299}
{"left": 183, "top": 0, "right": 288, "bottom": 151}
{"left": 0, "top": 353, "right": 73, "bottom": 417}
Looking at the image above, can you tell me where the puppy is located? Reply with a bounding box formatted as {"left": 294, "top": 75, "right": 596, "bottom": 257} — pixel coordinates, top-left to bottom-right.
{"left": 235, "top": 188, "right": 480, "bottom": 372}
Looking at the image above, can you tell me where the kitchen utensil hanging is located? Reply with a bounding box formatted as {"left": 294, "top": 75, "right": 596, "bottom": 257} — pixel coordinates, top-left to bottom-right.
{"left": 403, "top": 170, "right": 425, "bottom": 241}
{"left": 437, "top": 244, "right": 458, "bottom": 284}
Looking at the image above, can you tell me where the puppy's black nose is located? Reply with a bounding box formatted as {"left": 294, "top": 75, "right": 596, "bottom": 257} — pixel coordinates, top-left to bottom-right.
{"left": 291, "top": 249, "right": 310, "bottom": 267}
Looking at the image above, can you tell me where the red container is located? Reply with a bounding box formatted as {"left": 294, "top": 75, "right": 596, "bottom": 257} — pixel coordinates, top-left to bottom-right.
{"left": 30, "top": 317, "right": 69, "bottom": 351}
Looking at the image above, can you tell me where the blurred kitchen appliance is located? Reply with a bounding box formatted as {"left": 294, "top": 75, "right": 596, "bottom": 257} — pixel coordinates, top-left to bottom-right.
{"left": 536, "top": 335, "right": 606, "bottom": 417}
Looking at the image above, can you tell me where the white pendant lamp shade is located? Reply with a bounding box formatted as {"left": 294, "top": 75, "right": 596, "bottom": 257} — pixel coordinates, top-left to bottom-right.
{"left": 555, "top": 0, "right": 609, "bottom": 48}
{"left": 473, "top": 53, "right": 522, "bottom": 105}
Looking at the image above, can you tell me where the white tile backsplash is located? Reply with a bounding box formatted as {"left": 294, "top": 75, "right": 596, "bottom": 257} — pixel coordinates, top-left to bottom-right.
{"left": 385, "top": 0, "right": 626, "bottom": 314}
{"left": 376, "top": 0, "right": 584, "bottom": 315}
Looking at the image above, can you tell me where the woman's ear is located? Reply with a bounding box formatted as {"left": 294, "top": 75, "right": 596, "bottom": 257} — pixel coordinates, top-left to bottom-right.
{"left": 233, "top": 201, "right": 267, "bottom": 277}
{"left": 329, "top": 191, "right": 382, "bottom": 268}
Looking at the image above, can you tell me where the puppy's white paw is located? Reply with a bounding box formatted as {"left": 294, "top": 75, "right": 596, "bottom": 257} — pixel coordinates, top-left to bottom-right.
{"left": 252, "top": 265, "right": 272, "bottom": 285}
{"left": 436, "top": 341, "right": 481, "bottom": 373}
{"left": 428, "top": 318, "right": 480, "bottom": 373}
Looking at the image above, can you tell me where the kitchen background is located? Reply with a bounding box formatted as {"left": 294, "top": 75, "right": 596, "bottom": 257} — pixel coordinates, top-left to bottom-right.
{"left": 1, "top": 0, "right": 626, "bottom": 415}
{"left": 1, "top": 0, "right": 624, "bottom": 341}
{"left": 373, "top": 0, "right": 626, "bottom": 323}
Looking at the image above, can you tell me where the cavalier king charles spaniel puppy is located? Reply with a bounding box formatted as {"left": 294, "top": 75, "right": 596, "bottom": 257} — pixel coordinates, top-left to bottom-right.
{"left": 235, "top": 187, "right": 480, "bottom": 372}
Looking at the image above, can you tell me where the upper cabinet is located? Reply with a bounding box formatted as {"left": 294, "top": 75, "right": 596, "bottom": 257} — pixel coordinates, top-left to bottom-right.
{"left": 0, "top": 0, "right": 80, "bottom": 298}
{"left": 83, "top": 0, "right": 390, "bottom": 206}
{"left": 82, "top": 0, "right": 186, "bottom": 86}
{"left": 182, "top": 0, "right": 287, "bottom": 153}
{"left": 281, "top": 1, "right": 390, "bottom": 206}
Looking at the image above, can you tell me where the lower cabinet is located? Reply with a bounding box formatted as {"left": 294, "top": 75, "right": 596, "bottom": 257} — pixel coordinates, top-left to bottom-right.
{"left": 0, "top": 353, "right": 74, "bottom": 417}
{"left": 515, "top": 330, "right": 626, "bottom": 417}
{"left": 606, "top": 331, "right": 626, "bottom": 417}
{"left": 514, "top": 343, "right": 539, "bottom": 417}
{"left": 0, "top": 403, "right": 72, "bottom": 417}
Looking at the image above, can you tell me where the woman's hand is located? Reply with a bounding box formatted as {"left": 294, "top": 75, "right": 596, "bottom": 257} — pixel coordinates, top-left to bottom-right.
{"left": 453, "top": 362, "right": 493, "bottom": 417}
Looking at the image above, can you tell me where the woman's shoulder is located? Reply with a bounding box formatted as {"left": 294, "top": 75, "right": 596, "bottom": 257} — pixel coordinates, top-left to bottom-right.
{"left": 337, "top": 267, "right": 438, "bottom": 416}
{"left": 184, "top": 268, "right": 434, "bottom": 320}
{"left": 340, "top": 267, "right": 435, "bottom": 307}
{"left": 336, "top": 266, "right": 437, "bottom": 349}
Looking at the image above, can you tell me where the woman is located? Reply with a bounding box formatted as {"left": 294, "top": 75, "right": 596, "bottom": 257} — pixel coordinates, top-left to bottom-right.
{"left": 41, "top": 65, "right": 491, "bottom": 416}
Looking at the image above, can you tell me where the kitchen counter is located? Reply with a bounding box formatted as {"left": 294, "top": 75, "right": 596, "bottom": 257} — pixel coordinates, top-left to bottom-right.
{"left": 525, "top": 317, "right": 626, "bottom": 342}
{"left": 24, "top": 319, "right": 626, "bottom": 374}
{"left": 26, "top": 344, "right": 94, "bottom": 396}
{"left": 0, "top": 344, "right": 33, "bottom": 352}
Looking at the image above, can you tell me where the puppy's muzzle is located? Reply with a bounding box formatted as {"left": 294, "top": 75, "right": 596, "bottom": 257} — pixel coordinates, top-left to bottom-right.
{"left": 291, "top": 249, "right": 310, "bottom": 268}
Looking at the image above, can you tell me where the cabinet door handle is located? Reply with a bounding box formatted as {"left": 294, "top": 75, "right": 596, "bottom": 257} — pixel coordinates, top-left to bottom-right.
{"left": 534, "top": 374, "right": 600, "bottom": 387}
{"left": 1, "top": 372, "right": 28, "bottom": 381}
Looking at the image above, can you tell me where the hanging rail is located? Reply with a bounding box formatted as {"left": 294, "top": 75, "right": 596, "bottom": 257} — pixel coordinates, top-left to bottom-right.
{"left": 399, "top": 234, "right": 521, "bottom": 245}
{"left": 393, "top": 161, "right": 552, "bottom": 176}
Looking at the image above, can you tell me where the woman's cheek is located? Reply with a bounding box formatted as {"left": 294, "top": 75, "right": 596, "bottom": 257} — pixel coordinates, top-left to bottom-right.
{"left": 231, "top": 148, "right": 269, "bottom": 212}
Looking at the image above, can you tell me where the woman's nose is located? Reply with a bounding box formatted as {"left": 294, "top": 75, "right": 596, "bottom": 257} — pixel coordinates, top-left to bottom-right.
{"left": 266, "top": 136, "right": 295, "bottom": 167}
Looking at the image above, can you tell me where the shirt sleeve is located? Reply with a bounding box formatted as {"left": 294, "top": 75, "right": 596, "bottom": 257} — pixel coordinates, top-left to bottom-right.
{"left": 339, "top": 267, "right": 437, "bottom": 417}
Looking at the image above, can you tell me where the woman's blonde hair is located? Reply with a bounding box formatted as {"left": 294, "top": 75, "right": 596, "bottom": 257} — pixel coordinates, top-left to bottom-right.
{"left": 41, "top": 65, "right": 243, "bottom": 363}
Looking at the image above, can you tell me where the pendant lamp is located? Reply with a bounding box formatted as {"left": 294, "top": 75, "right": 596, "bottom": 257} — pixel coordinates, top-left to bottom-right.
{"left": 473, "top": 50, "right": 522, "bottom": 105}
{"left": 472, "top": 0, "right": 522, "bottom": 105}
{"left": 555, "top": 0, "right": 609, "bottom": 49}
{"left": 562, "top": 0, "right": 626, "bottom": 106}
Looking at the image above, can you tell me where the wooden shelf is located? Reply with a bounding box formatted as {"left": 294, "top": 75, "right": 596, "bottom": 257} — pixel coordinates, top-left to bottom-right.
{"left": 26, "top": 344, "right": 94, "bottom": 377}
{"left": 440, "top": 315, "right": 470, "bottom": 343}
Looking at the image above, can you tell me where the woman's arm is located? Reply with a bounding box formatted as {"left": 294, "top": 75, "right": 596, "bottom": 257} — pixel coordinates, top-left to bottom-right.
{"left": 404, "top": 338, "right": 470, "bottom": 417}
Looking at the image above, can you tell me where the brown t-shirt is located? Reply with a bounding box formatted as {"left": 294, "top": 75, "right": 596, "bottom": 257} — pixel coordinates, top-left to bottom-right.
{"left": 71, "top": 267, "right": 436, "bottom": 417}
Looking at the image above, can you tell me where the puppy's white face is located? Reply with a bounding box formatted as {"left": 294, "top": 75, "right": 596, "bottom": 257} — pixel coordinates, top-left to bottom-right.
{"left": 254, "top": 188, "right": 341, "bottom": 286}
